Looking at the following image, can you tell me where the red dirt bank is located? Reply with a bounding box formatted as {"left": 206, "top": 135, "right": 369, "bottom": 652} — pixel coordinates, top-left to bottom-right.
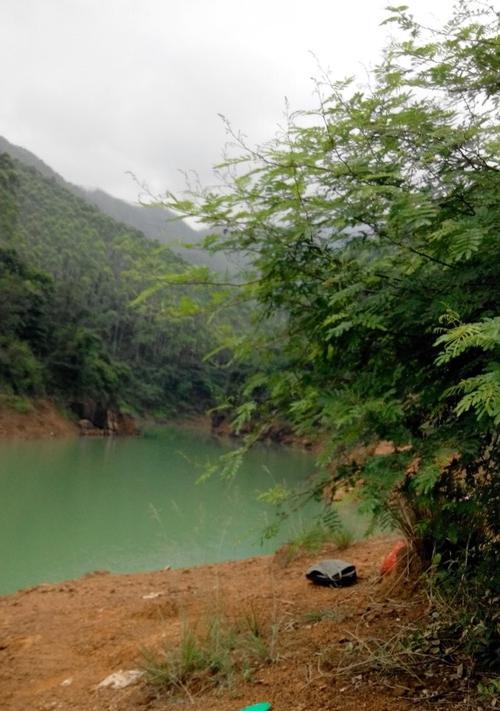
{"left": 0, "top": 399, "right": 138, "bottom": 439}
{"left": 0, "top": 400, "right": 78, "bottom": 440}
{"left": 0, "top": 537, "right": 464, "bottom": 711}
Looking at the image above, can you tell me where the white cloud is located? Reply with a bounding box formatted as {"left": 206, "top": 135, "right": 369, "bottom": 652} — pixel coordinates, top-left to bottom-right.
{"left": 0, "top": 0, "right": 456, "bottom": 202}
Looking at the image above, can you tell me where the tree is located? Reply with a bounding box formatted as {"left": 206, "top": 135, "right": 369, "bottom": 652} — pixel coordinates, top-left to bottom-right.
{"left": 162, "top": 1, "right": 500, "bottom": 667}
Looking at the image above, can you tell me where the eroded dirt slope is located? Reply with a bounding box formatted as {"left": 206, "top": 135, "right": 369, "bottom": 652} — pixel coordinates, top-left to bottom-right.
{"left": 0, "top": 400, "right": 77, "bottom": 439}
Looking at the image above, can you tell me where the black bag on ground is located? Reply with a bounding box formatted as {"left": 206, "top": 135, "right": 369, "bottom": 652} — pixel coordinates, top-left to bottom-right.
{"left": 305, "top": 559, "right": 357, "bottom": 587}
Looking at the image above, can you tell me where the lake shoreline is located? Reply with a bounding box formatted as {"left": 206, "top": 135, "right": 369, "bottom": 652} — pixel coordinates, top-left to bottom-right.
{"left": 1, "top": 535, "right": 430, "bottom": 711}
{"left": 0, "top": 399, "right": 213, "bottom": 441}
{"left": 0, "top": 399, "right": 318, "bottom": 453}
{"left": 0, "top": 399, "right": 78, "bottom": 440}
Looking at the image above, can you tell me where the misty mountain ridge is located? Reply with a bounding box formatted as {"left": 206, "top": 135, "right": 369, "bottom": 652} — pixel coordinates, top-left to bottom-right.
{"left": 0, "top": 135, "right": 230, "bottom": 271}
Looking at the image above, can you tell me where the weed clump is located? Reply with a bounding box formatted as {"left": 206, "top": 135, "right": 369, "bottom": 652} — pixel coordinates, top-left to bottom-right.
{"left": 143, "top": 609, "right": 278, "bottom": 697}
{"left": 302, "top": 608, "right": 348, "bottom": 624}
{"left": 276, "top": 523, "right": 356, "bottom": 567}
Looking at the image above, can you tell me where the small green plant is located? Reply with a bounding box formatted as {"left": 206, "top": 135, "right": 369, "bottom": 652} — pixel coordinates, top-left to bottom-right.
{"left": 326, "top": 624, "right": 438, "bottom": 680}
{"left": 290, "top": 524, "right": 332, "bottom": 553}
{"left": 0, "top": 393, "right": 33, "bottom": 414}
{"left": 424, "top": 585, "right": 500, "bottom": 673}
{"left": 331, "top": 527, "right": 355, "bottom": 551}
{"left": 303, "top": 608, "right": 346, "bottom": 624}
{"left": 143, "top": 618, "right": 236, "bottom": 694}
{"left": 239, "top": 606, "right": 276, "bottom": 664}
{"left": 282, "top": 522, "right": 356, "bottom": 566}
{"left": 322, "top": 596, "right": 499, "bottom": 705}
{"left": 477, "top": 676, "right": 500, "bottom": 704}
{"left": 143, "top": 609, "right": 278, "bottom": 697}
{"left": 276, "top": 525, "right": 332, "bottom": 566}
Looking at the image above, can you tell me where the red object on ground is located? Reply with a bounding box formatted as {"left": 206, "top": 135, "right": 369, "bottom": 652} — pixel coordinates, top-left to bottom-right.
{"left": 379, "top": 540, "right": 407, "bottom": 576}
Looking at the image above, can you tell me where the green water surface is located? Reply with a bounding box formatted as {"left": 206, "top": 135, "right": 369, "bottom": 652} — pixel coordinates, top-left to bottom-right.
{"left": 0, "top": 426, "right": 327, "bottom": 595}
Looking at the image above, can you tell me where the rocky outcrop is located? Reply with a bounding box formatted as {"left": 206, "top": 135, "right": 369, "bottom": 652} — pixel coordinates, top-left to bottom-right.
{"left": 72, "top": 401, "right": 138, "bottom": 436}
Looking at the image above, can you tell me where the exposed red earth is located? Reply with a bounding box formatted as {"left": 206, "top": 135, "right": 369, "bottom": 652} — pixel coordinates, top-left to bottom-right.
{"left": 0, "top": 536, "right": 467, "bottom": 711}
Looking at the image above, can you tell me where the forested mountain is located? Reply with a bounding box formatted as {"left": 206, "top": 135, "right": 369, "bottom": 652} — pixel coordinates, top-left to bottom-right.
{"left": 0, "top": 136, "right": 231, "bottom": 271}
{"left": 79, "top": 187, "right": 233, "bottom": 272}
{"left": 0, "top": 151, "right": 231, "bottom": 417}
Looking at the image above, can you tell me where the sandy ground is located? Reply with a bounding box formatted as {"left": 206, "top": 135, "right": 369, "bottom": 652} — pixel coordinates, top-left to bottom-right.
{"left": 0, "top": 536, "right": 468, "bottom": 711}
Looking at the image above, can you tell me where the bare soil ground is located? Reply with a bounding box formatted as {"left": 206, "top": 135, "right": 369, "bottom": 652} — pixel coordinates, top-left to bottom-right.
{"left": 0, "top": 400, "right": 77, "bottom": 439}
{"left": 0, "top": 537, "right": 471, "bottom": 711}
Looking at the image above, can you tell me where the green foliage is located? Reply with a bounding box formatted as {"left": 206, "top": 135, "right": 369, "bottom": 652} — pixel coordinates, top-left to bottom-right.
{"left": 426, "top": 587, "right": 500, "bottom": 672}
{"left": 257, "top": 483, "right": 291, "bottom": 505}
{"left": 302, "top": 608, "right": 346, "bottom": 624}
{"left": 143, "top": 619, "right": 236, "bottom": 693}
{"left": 478, "top": 675, "right": 500, "bottom": 703}
{"left": 331, "top": 527, "right": 356, "bottom": 551}
{"left": 0, "top": 153, "right": 19, "bottom": 242}
{"left": 0, "top": 245, "right": 53, "bottom": 396}
{"left": 143, "top": 610, "right": 277, "bottom": 695}
{"left": 161, "top": 0, "right": 499, "bottom": 668}
{"left": 283, "top": 520, "right": 355, "bottom": 565}
{"left": 0, "top": 152, "right": 237, "bottom": 414}
{"left": 0, "top": 394, "right": 34, "bottom": 414}
{"left": 0, "top": 339, "right": 44, "bottom": 394}
{"left": 436, "top": 315, "right": 500, "bottom": 423}
{"left": 287, "top": 524, "right": 336, "bottom": 555}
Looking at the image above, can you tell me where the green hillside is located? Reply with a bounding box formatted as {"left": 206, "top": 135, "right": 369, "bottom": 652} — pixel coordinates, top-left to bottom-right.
{"left": 0, "top": 151, "right": 227, "bottom": 417}
{"left": 0, "top": 136, "right": 231, "bottom": 271}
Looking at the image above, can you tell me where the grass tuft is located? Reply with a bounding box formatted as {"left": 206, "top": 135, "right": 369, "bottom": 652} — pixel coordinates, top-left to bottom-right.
{"left": 142, "top": 608, "right": 279, "bottom": 697}
{"left": 278, "top": 523, "right": 356, "bottom": 566}
{"left": 331, "top": 527, "right": 356, "bottom": 550}
{"left": 303, "top": 608, "right": 347, "bottom": 624}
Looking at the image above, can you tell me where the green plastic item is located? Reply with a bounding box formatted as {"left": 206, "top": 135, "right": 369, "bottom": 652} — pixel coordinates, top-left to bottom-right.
{"left": 238, "top": 704, "right": 272, "bottom": 711}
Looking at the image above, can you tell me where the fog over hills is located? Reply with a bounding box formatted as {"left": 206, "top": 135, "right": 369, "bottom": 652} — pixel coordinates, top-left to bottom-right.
{"left": 0, "top": 135, "right": 230, "bottom": 271}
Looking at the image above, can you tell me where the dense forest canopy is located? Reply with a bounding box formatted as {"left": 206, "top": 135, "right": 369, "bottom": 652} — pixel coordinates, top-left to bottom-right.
{"left": 161, "top": 1, "right": 499, "bottom": 667}
{"left": 0, "top": 135, "right": 233, "bottom": 272}
{"left": 0, "top": 152, "right": 237, "bottom": 416}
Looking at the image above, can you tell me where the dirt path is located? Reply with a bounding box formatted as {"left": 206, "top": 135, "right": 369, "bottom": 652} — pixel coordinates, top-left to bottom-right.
{"left": 0, "top": 537, "right": 450, "bottom": 711}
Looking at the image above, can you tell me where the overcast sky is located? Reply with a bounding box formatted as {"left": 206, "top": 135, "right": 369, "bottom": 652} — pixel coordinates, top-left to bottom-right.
{"left": 1, "top": 0, "right": 456, "bottom": 204}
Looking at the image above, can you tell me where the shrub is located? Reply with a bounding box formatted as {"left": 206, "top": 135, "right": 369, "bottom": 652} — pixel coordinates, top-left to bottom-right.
{"left": 160, "top": 0, "right": 499, "bottom": 670}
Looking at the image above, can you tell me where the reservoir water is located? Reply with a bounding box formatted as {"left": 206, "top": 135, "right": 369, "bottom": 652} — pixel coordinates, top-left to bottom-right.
{"left": 0, "top": 426, "right": 329, "bottom": 595}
